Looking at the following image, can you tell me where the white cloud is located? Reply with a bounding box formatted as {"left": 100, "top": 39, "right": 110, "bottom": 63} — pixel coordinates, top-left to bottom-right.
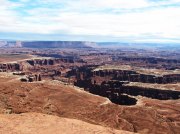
{"left": 54, "top": 7, "right": 180, "bottom": 38}
{"left": 0, "top": 0, "right": 180, "bottom": 42}
{"left": 65, "top": 0, "right": 149, "bottom": 10}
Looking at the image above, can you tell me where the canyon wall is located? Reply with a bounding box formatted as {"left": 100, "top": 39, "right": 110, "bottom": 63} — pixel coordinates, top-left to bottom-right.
{"left": 68, "top": 67, "right": 180, "bottom": 84}
{"left": 67, "top": 66, "right": 180, "bottom": 105}
{"left": 0, "top": 63, "right": 21, "bottom": 72}
{"left": 75, "top": 79, "right": 180, "bottom": 105}
{"left": 93, "top": 70, "right": 180, "bottom": 84}
{"left": 0, "top": 58, "right": 77, "bottom": 72}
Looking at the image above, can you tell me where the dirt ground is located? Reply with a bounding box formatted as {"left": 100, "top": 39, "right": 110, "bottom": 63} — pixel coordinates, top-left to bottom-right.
{"left": 0, "top": 113, "right": 133, "bottom": 134}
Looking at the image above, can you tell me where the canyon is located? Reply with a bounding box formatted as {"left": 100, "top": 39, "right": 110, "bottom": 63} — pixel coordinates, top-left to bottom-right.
{"left": 0, "top": 45, "right": 179, "bottom": 134}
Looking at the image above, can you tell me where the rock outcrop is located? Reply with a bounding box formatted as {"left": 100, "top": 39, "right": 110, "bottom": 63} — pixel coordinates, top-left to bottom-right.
{"left": 0, "top": 57, "right": 78, "bottom": 72}
{"left": 0, "top": 63, "right": 21, "bottom": 72}
{"left": 26, "top": 58, "right": 74, "bottom": 66}
{"left": 20, "top": 74, "right": 42, "bottom": 82}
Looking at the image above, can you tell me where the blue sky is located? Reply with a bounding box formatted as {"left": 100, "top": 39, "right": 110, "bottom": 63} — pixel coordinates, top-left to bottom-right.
{"left": 0, "top": 0, "right": 180, "bottom": 42}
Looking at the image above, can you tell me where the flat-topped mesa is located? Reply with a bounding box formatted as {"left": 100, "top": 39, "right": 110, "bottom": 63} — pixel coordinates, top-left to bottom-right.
{"left": 0, "top": 57, "right": 76, "bottom": 72}
{"left": 0, "top": 41, "right": 94, "bottom": 48}
{"left": 21, "top": 41, "right": 93, "bottom": 48}
{"left": 26, "top": 58, "right": 74, "bottom": 66}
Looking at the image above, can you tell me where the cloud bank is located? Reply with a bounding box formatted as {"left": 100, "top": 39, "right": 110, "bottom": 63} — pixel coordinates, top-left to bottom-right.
{"left": 0, "top": 0, "right": 180, "bottom": 42}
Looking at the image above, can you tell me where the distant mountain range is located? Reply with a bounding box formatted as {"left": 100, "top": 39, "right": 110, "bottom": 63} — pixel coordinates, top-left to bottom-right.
{"left": 97, "top": 42, "right": 180, "bottom": 50}
{"left": 0, "top": 40, "right": 179, "bottom": 50}
{"left": 0, "top": 41, "right": 94, "bottom": 48}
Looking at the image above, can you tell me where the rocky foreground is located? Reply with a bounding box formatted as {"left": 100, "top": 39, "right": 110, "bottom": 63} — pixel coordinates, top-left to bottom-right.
{"left": 0, "top": 72, "right": 180, "bottom": 134}
{"left": 0, "top": 113, "right": 133, "bottom": 134}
